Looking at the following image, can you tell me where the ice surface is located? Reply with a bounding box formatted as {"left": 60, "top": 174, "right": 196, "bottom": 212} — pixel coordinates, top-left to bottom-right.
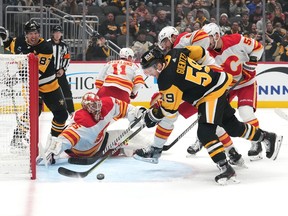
{"left": 0, "top": 108, "right": 287, "bottom": 216}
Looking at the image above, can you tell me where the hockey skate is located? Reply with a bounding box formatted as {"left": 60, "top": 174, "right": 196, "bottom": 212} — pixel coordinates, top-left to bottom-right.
{"left": 248, "top": 141, "right": 263, "bottom": 161}
{"left": 187, "top": 138, "right": 203, "bottom": 155}
{"left": 133, "top": 145, "right": 162, "bottom": 164}
{"left": 227, "top": 147, "right": 247, "bottom": 168}
{"left": 215, "top": 160, "right": 240, "bottom": 185}
{"left": 262, "top": 131, "right": 283, "bottom": 160}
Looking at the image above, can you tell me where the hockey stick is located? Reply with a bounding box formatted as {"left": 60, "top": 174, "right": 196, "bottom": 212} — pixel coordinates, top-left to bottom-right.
{"left": 162, "top": 76, "right": 244, "bottom": 152}
{"left": 58, "top": 111, "right": 146, "bottom": 177}
{"left": 68, "top": 123, "right": 146, "bottom": 165}
{"left": 274, "top": 109, "right": 288, "bottom": 121}
{"left": 162, "top": 115, "right": 200, "bottom": 151}
{"left": 58, "top": 123, "right": 146, "bottom": 178}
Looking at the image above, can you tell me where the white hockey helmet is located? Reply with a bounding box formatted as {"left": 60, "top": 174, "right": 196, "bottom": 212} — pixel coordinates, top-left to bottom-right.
{"left": 202, "top": 23, "right": 221, "bottom": 37}
{"left": 81, "top": 92, "right": 102, "bottom": 121}
{"left": 158, "top": 26, "right": 179, "bottom": 50}
{"left": 119, "top": 48, "right": 135, "bottom": 60}
{"left": 202, "top": 23, "right": 221, "bottom": 49}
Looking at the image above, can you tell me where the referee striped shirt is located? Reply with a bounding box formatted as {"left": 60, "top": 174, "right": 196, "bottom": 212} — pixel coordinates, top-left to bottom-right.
{"left": 47, "top": 38, "right": 71, "bottom": 71}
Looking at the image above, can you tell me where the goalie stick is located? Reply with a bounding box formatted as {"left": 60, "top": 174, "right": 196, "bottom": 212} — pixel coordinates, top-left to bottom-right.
{"left": 58, "top": 111, "right": 146, "bottom": 178}
{"left": 274, "top": 109, "right": 288, "bottom": 121}
{"left": 68, "top": 123, "right": 146, "bottom": 165}
{"left": 58, "top": 124, "right": 146, "bottom": 178}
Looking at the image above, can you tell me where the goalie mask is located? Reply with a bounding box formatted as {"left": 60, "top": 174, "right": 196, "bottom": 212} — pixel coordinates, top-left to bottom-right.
{"left": 81, "top": 92, "right": 102, "bottom": 121}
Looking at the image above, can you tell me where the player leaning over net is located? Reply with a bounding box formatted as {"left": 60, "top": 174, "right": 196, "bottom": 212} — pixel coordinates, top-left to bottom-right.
{"left": 38, "top": 92, "right": 146, "bottom": 166}
{"left": 4, "top": 21, "right": 68, "bottom": 149}
{"left": 187, "top": 23, "right": 265, "bottom": 161}
{"left": 155, "top": 26, "right": 245, "bottom": 166}
{"left": 95, "top": 47, "right": 145, "bottom": 104}
{"left": 133, "top": 48, "right": 283, "bottom": 184}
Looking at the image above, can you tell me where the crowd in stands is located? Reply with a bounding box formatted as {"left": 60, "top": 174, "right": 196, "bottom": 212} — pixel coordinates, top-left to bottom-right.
{"left": 2, "top": 0, "right": 288, "bottom": 61}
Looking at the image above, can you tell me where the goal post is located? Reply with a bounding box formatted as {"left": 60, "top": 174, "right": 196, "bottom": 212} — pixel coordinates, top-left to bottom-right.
{"left": 0, "top": 53, "right": 38, "bottom": 179}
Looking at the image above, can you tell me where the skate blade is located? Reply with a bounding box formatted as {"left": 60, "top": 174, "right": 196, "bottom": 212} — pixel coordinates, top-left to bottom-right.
{"left": 133, "top": 155, "right": 159, "bottom": 164}
{"left": 271, "top": 135, "right": 283, "bottom": 160}
{"left": 249, "top": 154, "right": 263, "bottom": 162}
{"left": 216, "top": 176, "right": 241, "bottom": 185}
{"left": 36, "top": 156, "right": 43, "bottom": 165}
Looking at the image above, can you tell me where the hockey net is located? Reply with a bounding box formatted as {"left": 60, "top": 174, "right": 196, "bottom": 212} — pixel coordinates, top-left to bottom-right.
{"left": 0, "top": 53, "right": 38, "bottom": 179}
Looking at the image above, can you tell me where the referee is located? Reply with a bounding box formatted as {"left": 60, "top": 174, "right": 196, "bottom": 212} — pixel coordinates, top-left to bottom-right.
{"left": 48, "top": 25, "right": 75, "bottom": 115}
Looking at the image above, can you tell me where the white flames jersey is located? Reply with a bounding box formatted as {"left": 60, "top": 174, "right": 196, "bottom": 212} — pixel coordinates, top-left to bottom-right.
{"left": 208, "top": 34, "right": 264, "bottom": 89}
{"left": 95, "top": 59, "right": 145, "bottom": 95}
{"left": 58, "top": 97, "right": 133, "bottom": 157}
{"left": 173, "top": 30, "right": 222, "bottom": 72}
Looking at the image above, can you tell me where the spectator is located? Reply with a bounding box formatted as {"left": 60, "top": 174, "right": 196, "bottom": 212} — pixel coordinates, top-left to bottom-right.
{"left": 120, "top": 15, "right": 139, "bottom": 39}
{"left": 192, "top": 21, "right": 202, "bottom": 31}
{"left": 277, "top": 34, "right": 288, "bottom": 61}
{"left": 99, "top": 12, "right": 120, "bottom": 44}
{"left": 191, "top": 0, "right": 210, "bottom": 20}
{"left": 194, "top": 9, "right": 210, "bottom": 27}
{"left": 131, "top": 30, "right": 154, "bottom": 61}
{"left": 139, "top": 13, "right": 157, "bottom": 43}
{"left": 58, "top": 0, "right": 79, "bottom": 15}
{"left": 153, "top": 10, "right": 171, "bottom": 35}
{"left": 240, "top": 12, "right": 253, "bottom": 34}
{"left": 179, "top": 11, "right": 194, "bottom": 33}
{"left": 225, "top": 21, "right": 242, "bottom": 34}
{"left": 246, "top": 0, "right": 262, "bottom": 15}
{"left": 134, "top": 2, "right": 150, "bottom": 23}
{"left": 219, "top": 13, "right": 231, "bottom": 34}
{"left": 229, "top": 0, "right": 249, "bottom": 17}
{"left": 267, "top": 0, "right": 283, "bottom": 14}
{"left": 249, "top": 5, "right": 262, "bottom": 24}
{"left": 174, "top": 4, "right": 186, "bottom": 29}
{"left": 86, "top": 32, "right": 110, "bottom": 61}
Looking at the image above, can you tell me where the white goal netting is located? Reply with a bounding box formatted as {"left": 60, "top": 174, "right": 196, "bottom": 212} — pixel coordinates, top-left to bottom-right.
{"left": 0, "top": 54, "right": 38, "bottom": 179}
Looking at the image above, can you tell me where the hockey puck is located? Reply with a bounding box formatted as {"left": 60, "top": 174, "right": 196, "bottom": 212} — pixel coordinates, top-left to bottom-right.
{"left": 96, "top": 173, "right": 105, "bottom": 180}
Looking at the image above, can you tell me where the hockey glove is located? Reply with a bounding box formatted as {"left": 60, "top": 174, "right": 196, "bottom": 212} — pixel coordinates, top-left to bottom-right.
{"left": 130, "top": 92, "right": 138, "bottom": 99}
{"left": 144, "top": 108, "right": 163, "bottom": 128}
{"left": 128, "top": 106, "right": 146, "bottom": 122}
{"left": 242, "top": 56, "right": 257, "bottom": 80}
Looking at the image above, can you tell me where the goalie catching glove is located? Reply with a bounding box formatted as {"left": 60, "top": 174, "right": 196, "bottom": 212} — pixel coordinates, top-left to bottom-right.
{"left": 242, "top": 56, "right": 258, "bottom": 80}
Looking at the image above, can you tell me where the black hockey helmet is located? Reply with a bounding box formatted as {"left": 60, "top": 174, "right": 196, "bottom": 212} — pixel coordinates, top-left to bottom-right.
{"left": 140, "top": 48, "right": 165, "bottom": 69}
{"left": 0, "top": 26, "right": 9, "bottom": 42}
{"left": 24, "top": 20, "right": 40, "bottom": 33}
{"left": 52, "top": 25, "right": 63, "bottom": 33}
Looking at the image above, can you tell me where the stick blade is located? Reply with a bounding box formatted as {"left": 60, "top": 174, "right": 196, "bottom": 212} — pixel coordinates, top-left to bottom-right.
{"left": 58, "top": 167, "right": 88, "bottom": 178}
{"left": 68, "top": 157, "right": 97, "bottom": 165}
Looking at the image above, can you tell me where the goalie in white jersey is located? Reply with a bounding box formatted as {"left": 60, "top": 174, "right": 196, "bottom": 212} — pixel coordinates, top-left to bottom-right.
{"left": 95, "top": 47, "right": 145, "bottom": 104}
{"left": 39, "top": 92, "right": 146, "bottom": 166}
